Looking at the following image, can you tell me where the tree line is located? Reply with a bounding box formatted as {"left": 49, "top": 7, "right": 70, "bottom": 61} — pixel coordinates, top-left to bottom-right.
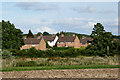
{"left": 1, "top": 20, "right": 120, "bottom": 57}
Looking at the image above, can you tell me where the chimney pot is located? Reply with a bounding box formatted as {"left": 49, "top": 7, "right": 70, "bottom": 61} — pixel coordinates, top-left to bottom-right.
{"left": 52, "top": 34, "right": 55, "bottom": 37}
{"left": 23, "top": 36, "right": 26, "bottom": 39}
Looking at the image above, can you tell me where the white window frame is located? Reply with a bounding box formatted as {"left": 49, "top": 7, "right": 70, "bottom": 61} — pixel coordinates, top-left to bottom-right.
{"left": 32, "top": 44, "right": 35, "bottom": 46}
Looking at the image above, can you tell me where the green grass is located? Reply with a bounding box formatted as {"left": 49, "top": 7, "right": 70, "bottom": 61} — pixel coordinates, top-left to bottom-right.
{"left": 2, "top": 65, "right": 120, "bottom": 72}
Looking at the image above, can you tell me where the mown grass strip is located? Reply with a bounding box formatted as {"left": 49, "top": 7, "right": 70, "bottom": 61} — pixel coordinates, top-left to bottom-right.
{"left": 2, "top": 65, "right": 120, "bottom": 72}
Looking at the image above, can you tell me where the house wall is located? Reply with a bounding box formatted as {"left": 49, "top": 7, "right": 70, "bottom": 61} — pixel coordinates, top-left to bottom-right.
{"left": 80, "top": 43, "right": 88, "bottom": 47}
{"left": 20, "top": 38, "right": 46, "bottom": 50}
{"left": 38, "top": 38, "right": 46, "bottom": 50}
{"left": 57, "top": 41, "right": 74, "bottom": 47}
{"left": 57, "top": 42, "right": 66, "bottom": 47}
{"left": 73, "top": 36, "right": 80, "bottom": 48}
{"left": 57, "top": 36, "right": 88, "bottom": 48}
{"left": 20, "top": 44, "right": 33, "bottom": 50}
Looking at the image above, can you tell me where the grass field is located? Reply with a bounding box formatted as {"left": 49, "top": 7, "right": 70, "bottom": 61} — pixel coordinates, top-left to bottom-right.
{"left": 2, "top": 65, "right": 120, "bottom": 72}
{"left": 1, "top": 56, "right": 119, "bottom": 72}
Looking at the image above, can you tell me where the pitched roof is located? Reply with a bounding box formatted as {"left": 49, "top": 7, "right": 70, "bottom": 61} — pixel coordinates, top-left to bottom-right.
{"left": 24, "top": 38, "right": 42, "bottom": 44}
{"left": 80, "top": 38, "right": 87, "bottom": 43}
{"left": 86, "top": 37, "right": 93, "bottom": 41}
{"left": 43, "top": 36, "right": 55, "bottom": 41}
{"left": 80, "top": 37, "right": 93, "bottom": 43}
{"left": 58, "top": 36, "right": 76, "bottom": 42}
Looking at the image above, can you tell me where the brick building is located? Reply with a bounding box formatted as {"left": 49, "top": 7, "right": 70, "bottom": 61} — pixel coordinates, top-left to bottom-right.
{"left": 80, "top": 36, "right": 93, "bottom": 47}
{"left": 21, "top": 33, "right": 93, "bottom": 50}
{"left": 57, "top": 34, "right": 93, "bottom": 48}
{"left": 20, "top": 37, "right": 46, "bottom": 50}
{"left": 37, "top": 34, "right": 58, "bottom": 47}
{"left": 57, "top": 34, "right": 80, "bottom": 48}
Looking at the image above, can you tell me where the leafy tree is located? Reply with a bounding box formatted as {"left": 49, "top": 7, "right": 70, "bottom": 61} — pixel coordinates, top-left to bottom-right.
{"left": 0, "top": 22, "right": 2, "bottom": 49}
{"left": 43, "top": 32, "right": 49, "bottom": 36}
{"left": 56, "top": 32, "right": 60, "bottom": 37}
{"left": 36, "top": 32, "right": 42, "bottom": 36}
{"left": 0, "top": 50, "right": 13, "bottom": 59}
{"left": 112, "top": 39, "right": 120, "bottom": 55}
{"left": 87, "top": 23, "right": 115, "bottom": 57}
{"left": 2, "top": 20, "right": 24, "bottom": 50}
{"left": 60, "top": 31, "right": 66, "bottom": 36}
{"left": 27, "top": 30, "right": 34, "bottom": 38}
{"left": 45, "top": 41, "right": 51, "bottom": 48}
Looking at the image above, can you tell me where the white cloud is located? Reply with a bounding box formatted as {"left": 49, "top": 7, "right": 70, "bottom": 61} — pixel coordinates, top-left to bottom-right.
{"left": 14, "top": 17, "right": 118, "bottom": 35}
{"left": 16, "top": 2, "right": 58, "bottom": 11}
{"left": 72, "top": 6, "right": 96, "bottom": 13}
{"left": 54, "top": 18, "right": 97, "bottom": 29}
{"left": 98, "top": 9, "right": 116, "bottom": 14}
{"left": 34, "top": 26, "right": 57, "bottom": 34}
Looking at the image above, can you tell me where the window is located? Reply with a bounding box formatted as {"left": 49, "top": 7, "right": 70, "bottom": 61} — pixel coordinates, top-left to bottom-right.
{"left": 58, "top": 42, "right": 61, "bottom": 44}
{"left": 82, "top": 43, "right": 85, "bottom": 45}
{"left": 66, "top": 42, "right": 68, "bottom": 43}
{"left": 32, "top": 44, "right": 35, "bottom": 46}
{"left": 63, "top": 42, "right": 65, "bottom": 44}
{"left": 70, "top": 42, "right": 72, "bottom": 43}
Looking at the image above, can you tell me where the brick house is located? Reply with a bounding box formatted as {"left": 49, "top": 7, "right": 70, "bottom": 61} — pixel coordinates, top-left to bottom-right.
{"left": 37, "top": 34, "right": 58, "bottom": 47}
{"left": 80, "top": 36, "right": 93, "bottom": 47}
{"left": 20, "top": 37, "right": 46, "bottom": 50}
{"left": 57, "top": 34, "right": 93, "bottom": 48}
{"left": 21, "top": 33, "right": 93, "bottom": 50}
{"left": 57, "top": 34, "right": 80, "bottom": 48}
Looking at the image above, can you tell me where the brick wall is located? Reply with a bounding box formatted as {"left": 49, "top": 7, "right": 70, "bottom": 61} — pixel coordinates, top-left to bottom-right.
{"left": 21, "top": 38, "right": 46, "bottom": 50}
{"left": 57, "top": 36, "right": 89, "bottom": 48}
{"left": 80, "top": 43, "right": 88, "bottom": 47}
{"left": 57, "top": 42, "right": 74, "bottom": 47}
{"left": 73, "top": 36, "right": 80, "bottom": 48}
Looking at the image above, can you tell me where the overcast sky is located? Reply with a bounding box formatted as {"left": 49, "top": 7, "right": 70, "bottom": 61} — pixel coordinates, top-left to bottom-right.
{"left": 1, "top": 2, "right": 118, "bottom": 35}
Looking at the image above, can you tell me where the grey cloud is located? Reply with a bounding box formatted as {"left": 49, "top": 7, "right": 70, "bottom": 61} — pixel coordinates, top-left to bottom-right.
{"left": 16, "top": 2, "right": 58, "bottom": 11}
{"left": 72, "top": 6, "right": 96, "bottom": 13}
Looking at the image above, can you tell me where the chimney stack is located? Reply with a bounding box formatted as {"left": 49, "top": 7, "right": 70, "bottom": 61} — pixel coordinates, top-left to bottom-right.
{"left": 61, "top": 34, "right": 64, "bottom": 37}
{"left": 23, "top": 36, "right": 26, "bottom": 39}
{"left": 40, "top": 34, "right": 43, "bottom": 37}
{"left": 73, "top": 34, "right": 75, "bottom": 36}
{"left": 52, "top": 34, "right": 55, "bottom": 37}
{"left": 34, "top": 34, "right": 36, "bottom": 37}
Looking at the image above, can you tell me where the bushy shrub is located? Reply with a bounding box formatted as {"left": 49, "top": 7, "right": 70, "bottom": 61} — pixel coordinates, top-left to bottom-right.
{"left": 10, "top": 47, "right": 86, "bottom": 58}
{"left": 37, "top": 61, "right": 53, "bottom": 66}
{"left": 15, "top": 61, "right": 37, "bottom": 67}
{"left": 0, "top": 50, "right": 13, "bottom": 59}
{"left": 46, "top": 41, "right": 51, "bottom": 48}
{"left": 53, "top": 47, "right": 72, "bottom": 50}
{"left": 11, "top": 45, "right": 118, "bottom": 57}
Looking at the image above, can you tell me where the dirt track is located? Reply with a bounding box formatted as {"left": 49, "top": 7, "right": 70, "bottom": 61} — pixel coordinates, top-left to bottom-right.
{"left": 2, "top": 68, "right": 120, "bottom": 78}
